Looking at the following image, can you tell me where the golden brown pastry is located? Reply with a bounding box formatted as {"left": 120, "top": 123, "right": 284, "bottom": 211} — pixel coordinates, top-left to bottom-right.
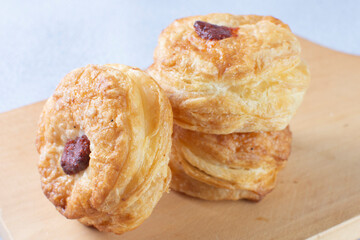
{"left": 170, "top": 125, "right": 292, "bottom": 201}
{"left": 148, "top": 14, "right": 310, "bottom": 134}
{"left": 36, "top": 64, "right": 173, "bottom": 234}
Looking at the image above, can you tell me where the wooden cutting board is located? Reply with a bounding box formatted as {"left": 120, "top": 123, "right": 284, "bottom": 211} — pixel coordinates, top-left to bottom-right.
{"left": 1, "top": 38, "right": 360, "bottom": 240}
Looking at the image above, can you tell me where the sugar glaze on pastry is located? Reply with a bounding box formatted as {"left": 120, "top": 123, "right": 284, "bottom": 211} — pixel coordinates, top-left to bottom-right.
{"left": 148, "top": 14, "right": 310, "bottom": 134}
{"left": 170, "top": 125, "right": 292, "bottom": 201}
{"left": 36, "top": 64, "right": 173, "bottom": 234}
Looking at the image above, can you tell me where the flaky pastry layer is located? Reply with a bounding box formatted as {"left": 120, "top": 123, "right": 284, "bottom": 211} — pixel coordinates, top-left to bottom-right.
{"left": 170, "top": 125, "right": 292, "bottom": 201}
{"left": 148, "top": 14, "right": 310, "bottom": 134}
{"left": 36, "top": 64, "right": 173, "bottom": 234}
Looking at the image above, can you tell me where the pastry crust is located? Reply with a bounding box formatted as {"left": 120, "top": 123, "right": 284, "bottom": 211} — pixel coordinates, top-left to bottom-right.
{"left": 170, "top": 125, "right": 292, "bottom": 201}
{"left": 148, "top": 14, "right": 310, "bottom": 134}
{"left": 36, "top": 64, "right": 173, "bottom": 234}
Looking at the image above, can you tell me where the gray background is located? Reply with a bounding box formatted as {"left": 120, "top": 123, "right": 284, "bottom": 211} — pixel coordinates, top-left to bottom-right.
{"left": 1, "top": 0, "right": 359, "bottom": 113}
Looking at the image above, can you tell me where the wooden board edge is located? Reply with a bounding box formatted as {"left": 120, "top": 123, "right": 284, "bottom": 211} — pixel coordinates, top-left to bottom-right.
{"left": 308, "top": 215, "right": 360, "bottom": 240}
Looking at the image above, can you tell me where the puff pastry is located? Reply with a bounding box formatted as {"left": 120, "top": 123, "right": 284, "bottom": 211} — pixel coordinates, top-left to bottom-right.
{"left": 36, "top": 64, "right": 173, "bottom": 234}
{"left": 147, "top": 14, "right": 310, "bottom": 134}
{"left": 170, "top": 125, "right": 292, "bottom": 201}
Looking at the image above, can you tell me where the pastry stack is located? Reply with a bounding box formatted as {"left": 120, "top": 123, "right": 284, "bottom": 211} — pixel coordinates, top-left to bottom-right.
{"left": 36, "top": 13, "right": 310, "bottom": 236}
{"left": 148, "top": 14, "right": 310, "bottom": 201}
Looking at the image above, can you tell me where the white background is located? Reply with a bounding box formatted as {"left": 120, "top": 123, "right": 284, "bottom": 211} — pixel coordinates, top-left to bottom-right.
{"left": 1, "top": 0, "right": 359, "bottom": 113}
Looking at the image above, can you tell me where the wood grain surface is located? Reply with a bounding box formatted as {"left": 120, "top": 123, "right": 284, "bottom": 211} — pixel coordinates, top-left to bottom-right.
{"left": 0, "top": 38, "right": 359, "bottom": 240}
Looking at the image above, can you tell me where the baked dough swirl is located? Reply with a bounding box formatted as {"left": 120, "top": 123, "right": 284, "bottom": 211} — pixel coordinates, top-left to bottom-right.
{"left": 148, "top": 14, "right": 310, "bottom": 134}
{"left": 36, "top": 64, "right": 173, "bottom": 234}
{"left": 170, "top": 125, "right": 292, "bottom": 201}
